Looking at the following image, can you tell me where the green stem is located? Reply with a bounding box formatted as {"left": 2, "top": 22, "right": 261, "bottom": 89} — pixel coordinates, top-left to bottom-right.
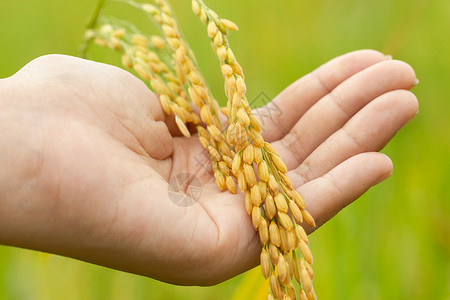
{"left": 78, "top": 0, "right": 106, "bottom": 58}
{"left": 87, "top": 0, "right": 106, "bottom": 29}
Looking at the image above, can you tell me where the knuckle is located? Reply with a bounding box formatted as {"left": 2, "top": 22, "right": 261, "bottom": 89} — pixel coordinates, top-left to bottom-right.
{"left": 294, "top": 159, "right": 315, "bottom": 183}
{"left": 329, "top": 89, "right": 352, "bottom": 117}
{"left": 281, "top": 130, "right": 306, "bottom": 166}
{"left": 323, "top": 172, "right": 344, "bottom": 197}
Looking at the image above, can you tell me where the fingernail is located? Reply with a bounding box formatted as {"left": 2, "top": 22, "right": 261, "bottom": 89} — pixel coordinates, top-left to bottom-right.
{"left": 414, "top": 78, "right": 420, "bottom": 86}
{"left": 385, "top": 54, "right": 393, "bottom": 60}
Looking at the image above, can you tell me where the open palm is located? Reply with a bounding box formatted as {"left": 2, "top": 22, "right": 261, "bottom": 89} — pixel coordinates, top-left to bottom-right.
{"left": 0, "top": 50, "right": 417, "bottom": 286}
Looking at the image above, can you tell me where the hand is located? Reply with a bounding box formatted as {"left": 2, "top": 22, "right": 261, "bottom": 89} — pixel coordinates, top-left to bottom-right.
{"left": 0, "top": 50, "right": 417, "bottom": 286}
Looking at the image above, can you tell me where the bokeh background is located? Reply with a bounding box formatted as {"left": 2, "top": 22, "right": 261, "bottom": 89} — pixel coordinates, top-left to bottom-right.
{"left": 0, "top": 0, "right": 449, "bottom": 299}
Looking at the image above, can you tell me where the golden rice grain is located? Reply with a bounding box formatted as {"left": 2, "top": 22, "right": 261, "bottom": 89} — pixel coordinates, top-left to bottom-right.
{"left": 286, "top": 282, "right": 296, "bottom": 300}
{"left": 270, "top": 273, "right": 281, "bottom": 299}
{"left": 269, "top": 243, "right": 279, "bottom": 265}
{"left": 221, "top": 19, "right": 239, "bottom": 31}
{"left": 292, "top": 190, "right": 306, "bottom": 209}
{"left": 287, "top": 229, "right": 299, "bottom": 250}
{"left": 252, "top": 205, "right": 262, "bottom": 229}
{"left": 278, "top": 212, "right": 294, "bottom": 231}
{"left": 175, "top": 115, "right": 191, "bottom": 137}
{"left": 231, "top": 152, "right": 241, "bottom": 176}
{"left": 249, "top": 114, "right": 262, "bottom": 131}
{"left": 225, "top": 176, "right": 236, "bottom": 193}
{"left": 267, "top": 176, "right": 279, "bottom": 195}
{"left": 121, "top": 53, "right": 133, "bottom": 69}
{"left": 214, "top": 171, "right": 225, "bottom": 190}
{"left": 278, "top": 172, "right": 293, "bottom": 189}
{"left": 221, "top": 64, "right": 233, "bottom": 77}
{"left": 299, "top": 290, "right": 308, "bottom": 300}
{"left": 305, "top": 261, "right": 314, "bottom": 280}
{"left": 254, "top": 147, "right": 263, "bottom": 164}
{"left": 133, "top": 63, "right": 151, "bottom": 81}
{"left": 302, "top": 209, "right": 316, "bottom": 228}
{"left": 277, "top": 254, "right": 288, "bottom": 283}
{"left": 284, "top": 254, "right": 293, "bottom": 281}
{"left": 265, "top": 194, "right": 277, "bottom": 220}
{"left": 232, "top": 93, "right": 242, "bottom": 108}
{"left": 261, "top": 249, "right": 271, "bottom": 279}
{"left": 218, "top": 141, "right": 232, "bottom": 157}
{"left": 244, "top": 191, "right": 252, "bottom": 215}
{"left": 207, "top": 21, "right": 218, "bottom": 38}
{"left": 237, "top": 107, "right": 250, "bottom": 127}
{"left": 259, "top": 218, "right": 269, "bottom": 244}
{"left": 299, "top": 240, "right": 313, "bottom": 265}
{"left": 250, "top": 129, "right": 264, "bottom": 147}
{"left": 258, "top": 161, "right": 269, "bottom": 182}
{"left": 289, "top": 199, "right": 304, "bottom": 223}
{"left": 238, "top": 170, "right": 247, "bottom": 193}
{"left": 279, "top": 227, "right": 290, "bottom": 253}
{"left": 207, "top": 124, "right": 223, "bottom": 141}
{"left": 308, "top": 289, "right": 317, "bottom": 300}
{"left": 234, "top": 122, "right": 247, "bottom": 146}
{"left": 208, "top": 146, "right": 221, "bottom": 161}
{"left": 226, "top": 48, "right": 236, "bottom": 64}
{"left": 217, "top": 161, "right": 229, "bottom": 175}
{"left": 301, "top": 268, "right": 312, "bottom": 294}
{"left": 259, "top": 181, "right": 267, "bottom": 199}
{"left": 251, "top": 185, "right": 262, "bottom": 206}
{"left": 293, "top": 255, "right": 300, "bottom": 284}
{"left": 200, "top": 105, "right": 213, "bottom": 124}
{"left": 269, "top": 221, "right": 281, "bottom": 247}
{"left": 243, "top": 144, "right": 254, "bottom": 164}
{"left": 159, "top": 94, "right": 172, "bottom": 114}
{"left": 150, "top": 35, "right": 165, "bottom": 49}
{"left": 236, "top": 77, "right": 246, "bottom": 95}
{"left": 297, "top": 225, "right": 309, "bottom": 245}
{"left": 219, "top": 106, "right": 227, "bottom": 116}
{"left": 243, "top": 163, "right": 257, "bottom": 187}
{"left": 274, "top": 193, "right": 288, "bottom": 213}
{"left": 272, "top": 154, "right": 288, "bottom": 173}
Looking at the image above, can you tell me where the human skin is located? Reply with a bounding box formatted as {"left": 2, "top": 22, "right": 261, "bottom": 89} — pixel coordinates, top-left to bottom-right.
{"left": 0, "top": 50, "right": 418, "bottom": 285}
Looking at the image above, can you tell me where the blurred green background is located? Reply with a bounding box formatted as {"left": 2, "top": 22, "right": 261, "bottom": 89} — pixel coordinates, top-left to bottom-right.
{"left": 0, "top": 0, "right": 449, "bottom": 299}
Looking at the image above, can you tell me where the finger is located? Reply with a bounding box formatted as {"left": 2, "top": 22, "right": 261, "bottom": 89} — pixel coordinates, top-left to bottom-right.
{"left": 255, "top": 49, "right": 388, "bottom": 142}
{"left": 102, "top": 70, "right": 176, "bottom": 160}
{"left": 289, "top": 89, "right": 418, "bottom": 187}
{"left": 273, "top": 60, "right": 417, "bottom": 169}
{"left": 297, "top": 152, "right": 393, "bottom": 232}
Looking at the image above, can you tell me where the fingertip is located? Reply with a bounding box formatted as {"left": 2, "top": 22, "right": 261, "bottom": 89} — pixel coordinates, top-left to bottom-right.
{"left": 312, "top": 49, "right": 387, "bottom": 88}
{"left": 401, "top": 90, "right": 419, "bottom": 118}
{"left": 146, "top": 120, "right": 174, "bottom": 160}
{"left": 385, "top": 60, "right": 418, "bottom": 88}
{"left": 350, "top": 49, "right": 387, "bottom": 61}
{"left": 339, "top": 49, "right": 387, "bottom": 70}
{"left": 316, "top": 49, "right": 388, "bottom": 92}
{"left": 381, "top": 89, "right": 419, "bottom": 123}
{"left": 294, "top": 152, "right": 396, "bottom": 231}
{"left": 373, "top": 153, "right": 393, "bottom": 184}
{"left": 334, "top": 152, "right": 393, "bottom": 189}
